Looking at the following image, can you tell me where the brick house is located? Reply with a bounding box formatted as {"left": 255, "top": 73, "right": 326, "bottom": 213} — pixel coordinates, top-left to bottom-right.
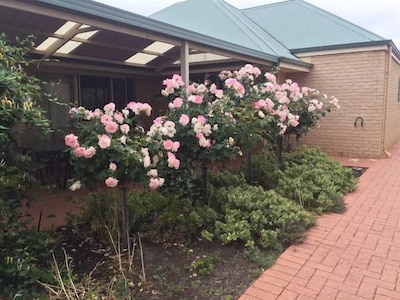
{"left": 1, "top": 0, "right": 399, "bottom": 158}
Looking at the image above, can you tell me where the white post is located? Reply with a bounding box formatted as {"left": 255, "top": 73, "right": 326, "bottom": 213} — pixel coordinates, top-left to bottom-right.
{"left": 180, "top": 41, "right": 189, "bottom": 85}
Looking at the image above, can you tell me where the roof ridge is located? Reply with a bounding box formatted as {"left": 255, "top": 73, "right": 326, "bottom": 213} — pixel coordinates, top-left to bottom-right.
{"left": 215, "top": 0, "right": 284, "bottom": 56}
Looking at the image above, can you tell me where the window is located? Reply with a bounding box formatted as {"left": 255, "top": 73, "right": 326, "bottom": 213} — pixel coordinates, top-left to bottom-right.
{"left": 79, "top": 75, "right": 135, "bottom": 110}
{"left": 37, "top": 73, "right": 74, "bottom": 129}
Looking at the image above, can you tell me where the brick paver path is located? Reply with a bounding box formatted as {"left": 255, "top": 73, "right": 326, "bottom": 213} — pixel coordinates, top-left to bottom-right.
{"left": 240, "top": 140, "right": 400, "bottom": 300}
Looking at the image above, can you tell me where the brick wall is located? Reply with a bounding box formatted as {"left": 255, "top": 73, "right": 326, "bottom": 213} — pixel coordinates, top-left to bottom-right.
{"left": 285, "top": 50, "right": 388, "bottom": 158}
{"left": 384, "top": 54, "right": 400, "bottom": 151}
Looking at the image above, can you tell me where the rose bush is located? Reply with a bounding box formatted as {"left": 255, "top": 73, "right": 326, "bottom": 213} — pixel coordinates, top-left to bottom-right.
{"left": 66, "top": 101, "right": 177, "bottom": 190}
{"left": 156, "top": 75, "right": 241, "bottom": 202}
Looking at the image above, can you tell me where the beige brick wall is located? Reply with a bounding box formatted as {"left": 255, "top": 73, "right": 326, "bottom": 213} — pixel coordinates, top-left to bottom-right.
{"left": 384, "top": 54, "right": 400, "bottom": 150}
{"left": 285, "top": 50, "right": 388, "bottom": 158}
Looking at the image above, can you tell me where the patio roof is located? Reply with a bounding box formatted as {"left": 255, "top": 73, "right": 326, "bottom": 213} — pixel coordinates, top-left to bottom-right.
{"left": 0, "top": 0, "right": 312, "bottom": 78}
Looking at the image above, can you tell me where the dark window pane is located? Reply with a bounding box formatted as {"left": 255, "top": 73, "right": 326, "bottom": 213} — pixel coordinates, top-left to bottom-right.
{"left": 113, "top": 78, "right": 127, "bottom": 109}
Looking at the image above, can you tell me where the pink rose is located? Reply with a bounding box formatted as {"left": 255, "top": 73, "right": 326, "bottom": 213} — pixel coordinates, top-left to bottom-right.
{"left": 104, "top": 121, "right": 119, "bottom": 134}
{"left": 109, "top": 162, "right": 117, "bottom": 171}
{"left": 100, "top": 114, "right": 112, "bottom": 125}
{"left": 105, "top": 177, "right": 119, "bottom": 188}
{"left": 143, "top": 155, "right": 151, "bottom": 168}
{"left": 189, "top": 95, "right": 203, "bottom": 104}
{"left": 65, "top": 134, "right": 79, "bottom": 148}
{"left": 113, "top": 112, "right": 124, "bottom": 124}
{"left": 149, "top": 178, "right": 159, "bottom": 189}
{"left": 172, "top": 141, "right": 180, "bottom": 152}
{"left": 171, "top": 97, "right": 183, "bottom": 108}
{"left": 167, "top": 152, "right": 180, "bottom": 169}
{"left": 73, "top": 146, "right": 86, "bottom": 157}
{"left": 197, "top": 115, "right": 206, "bottom": 125}
{"left": 120, "top": 124, "right": 130, "bottom": 134}
{"left": 199, "top": 137, "right": 211, "bottom": 148}
{"left": 179, "top": 114, "right": 190, "bottom": 126}
{"left": 153, "top": 116, "right": 164, "bottom": 127}
{"left": 163, "top": 139, "right": 174, "bottom": 151}
{"left": 103, "top": 102, "right": 116, "bottom": 114}
{"left": 84, "top": 146, "right": 96, "bottom": 158}
{"left": 147, "top": 169, "right": 158, "bottom": 177}
{"left": 98, "top": 134, "right": 111, "bottom": 149}
{"left": 93, "top": 108, "right": 102, "bottom": 118}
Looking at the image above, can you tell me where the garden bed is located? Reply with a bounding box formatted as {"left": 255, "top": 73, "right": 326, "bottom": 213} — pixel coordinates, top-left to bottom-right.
{"left": 54, "top": 224, "right": 268, "bottom": 299}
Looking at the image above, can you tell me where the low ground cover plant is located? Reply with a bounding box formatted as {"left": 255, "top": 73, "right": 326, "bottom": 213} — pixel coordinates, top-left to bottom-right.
{"left": 276, "top": 147, "right": 357, "bottom": 213}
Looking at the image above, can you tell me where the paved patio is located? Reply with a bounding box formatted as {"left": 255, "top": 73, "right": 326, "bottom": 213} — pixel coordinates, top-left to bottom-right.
{"left": 240, "top": 139, "right": 400, "bottom": 299}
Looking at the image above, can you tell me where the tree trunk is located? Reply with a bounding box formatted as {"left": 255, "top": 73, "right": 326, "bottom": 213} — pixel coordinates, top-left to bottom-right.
{"left": 121, "top": 185, "right": 131, "bottom": 261}
{"left": 246, "top": 148, "right": 252, "bottom": 184}
{"left": 201, "top": 162, "right": 208, "bottom": 204}
{"left": 278, "top": 135, "right": 283, "bottom": 170}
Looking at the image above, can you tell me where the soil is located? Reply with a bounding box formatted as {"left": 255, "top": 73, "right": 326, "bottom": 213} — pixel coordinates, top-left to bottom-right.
{"left": 345, "top": 166, "right": 368, "bottom": 178}
{"left": 52, "top": 225, "right": 266, "bottom": 300}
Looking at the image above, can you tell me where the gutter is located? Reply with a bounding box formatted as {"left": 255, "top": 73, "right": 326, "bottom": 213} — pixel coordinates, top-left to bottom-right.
{"left": 278, "top": 57, "right": 313, "bottom": 69}
{"left": 291, "top": 40, "right": 394, "bottom": 55}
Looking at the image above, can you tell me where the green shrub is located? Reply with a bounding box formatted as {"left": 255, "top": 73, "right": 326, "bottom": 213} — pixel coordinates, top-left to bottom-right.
{"left": 0, "top": 229, "right": 55, "bottom": 298}
{"left": 207, "top": 170, "right": 248, "bottom": 211}
{"left": 205, "top": 185, "right": 314, "bottom": 249}
{"left": 276, "top": 147, "right": 357, "bottom": 213}
{"left": 245, "top": 145, "right": 280, "bottom": 189}
{"left": 80, "top": 189, "right": 216, "bottom": 242}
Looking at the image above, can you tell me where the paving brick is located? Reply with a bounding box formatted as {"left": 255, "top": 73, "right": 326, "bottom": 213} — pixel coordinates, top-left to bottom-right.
{"left": 375, "top": 287, "right": 400, "bottom": 299}
{"left": 306, "top": 274, "right": 327, "bottom": 292}
{"left": 253, "top": 280, "right": 284, "bottom": 295}
{"left": 280, "top": 251, "right": 309, "bottom": 264}
{"left": 275, "top": 258, "right": 303, "bottom": 271}
{"left": 336, "top": 291, "right": 366, "bottom": 300}
{"left": 317, "top": 285, "right": 340, "bottom": 300}
{"left": 380, "top": 268, "right": 398, "bottom": 284}
{"left": 243, "top": 287, "right": 278, "bottom": 300}
{"left": 367, "top": 255, "right": 386, "bottom": 274}
{"left": 263, "top": 269, "right": 294, "bottom": 282}
{"left": 259, "top": 274, "right": 289, "bottom": 288}
{"left": 333, "top": 259, "right": 351, "bottom": 277}
{"left": 296, "top": 265, "right": 316, "bottom": 281}
{"left": 388, "top": 246, "right": 400, "bottom": 261}
{"left": 308, "top": 247, "right": 331, "bottom": 263}
{"left": 296, "top": 296, "right": 314, "bottom": 300}
{"left": 357, "top": 281, "right": 377, "bottom": 299}
{"left": 374, "top": 294, "right": 395, "bottom": 300}
{"left": 238, "top": 294, "right": 259, "bottom": 300}
{"left": 286, "top": 283, "right": 319, "bottom": 298}
{"left": 325, "top": 279, "right": 358, "bottom": 295}
{"left": 276, "top": 290, "right": 298, "bottom": 300}
{"left": 344, "top": 270, "right": 363, "bottom": 288}
{"left": 271, "top": 262, "right": 300, "bottom": 276}
{"left": 321, "top": 250, "right": 340, "bottom": 267}
{"left": 363, "top": 276, "right": 395, "bottom": 291}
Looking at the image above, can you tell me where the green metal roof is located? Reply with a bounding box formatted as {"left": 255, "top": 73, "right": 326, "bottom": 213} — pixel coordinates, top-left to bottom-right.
{"left": 242, "top": 0, "right": 385, "bottom": 50}
{"left": 150, "top": 0, "right": 301, "bottom": 62}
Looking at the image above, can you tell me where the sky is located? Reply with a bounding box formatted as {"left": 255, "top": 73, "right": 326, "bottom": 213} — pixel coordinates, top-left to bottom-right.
{"left": 95, "top": 0, "right": 400, "bottom": 49}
